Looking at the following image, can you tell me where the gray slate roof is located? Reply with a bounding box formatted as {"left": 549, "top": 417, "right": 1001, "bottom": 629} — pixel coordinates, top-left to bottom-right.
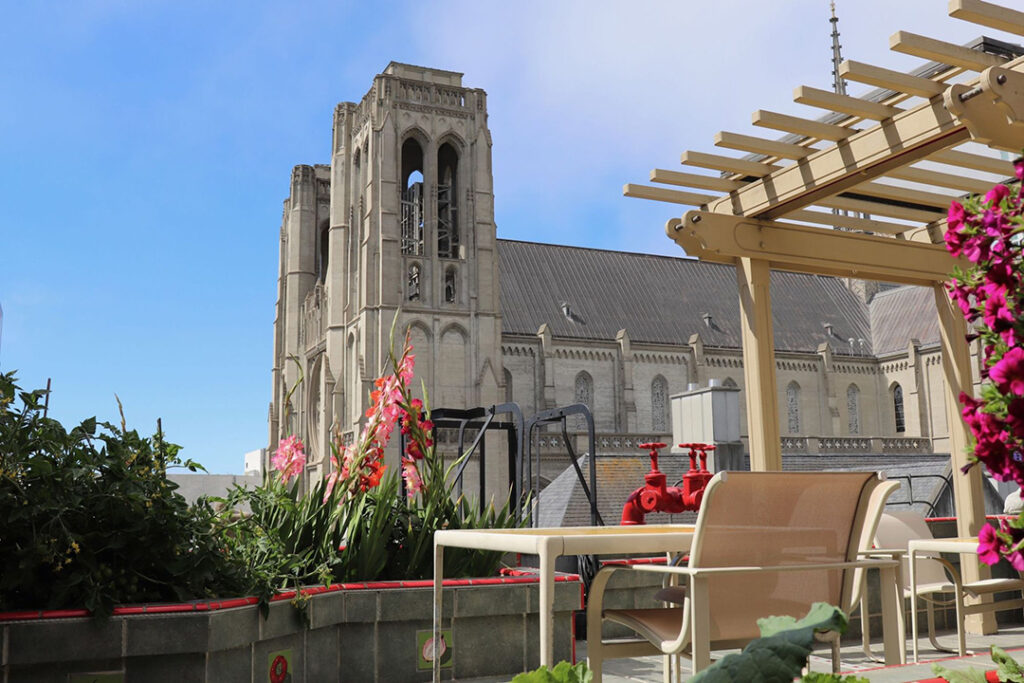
{"left": 870, "top": 285, "right": 942, "bottom": 355}
{"left": 497, "top": 240, "right": 945, "bottom": 355}
{"left": 497, "top": 240, "right": 873, "bottom": 352}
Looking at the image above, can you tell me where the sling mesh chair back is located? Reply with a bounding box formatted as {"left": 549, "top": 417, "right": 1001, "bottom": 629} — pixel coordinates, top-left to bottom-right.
{"left": 874, "top": 510, "right": 1024, "bottom": 659}
{"left": 586, "top": 470, "right": 892, "bottom": 681}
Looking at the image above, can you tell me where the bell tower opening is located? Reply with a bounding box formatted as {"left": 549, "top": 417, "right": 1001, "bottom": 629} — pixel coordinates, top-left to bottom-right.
{"left": 437, "top": 142, "right": 459, "bottom": 259}
{"left": 401, "top": 138, "right": 424, "bottom": 256}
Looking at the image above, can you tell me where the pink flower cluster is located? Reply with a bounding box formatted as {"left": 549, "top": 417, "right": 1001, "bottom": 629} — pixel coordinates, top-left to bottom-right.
{"left": 978, "top": 519, "right": 1024, "bottom": 571}
{"left": 271, "top": 435, "right": 306, "bottom": 483}
{"left": 944, "top": 156, "right": 1024, "bottom": 568}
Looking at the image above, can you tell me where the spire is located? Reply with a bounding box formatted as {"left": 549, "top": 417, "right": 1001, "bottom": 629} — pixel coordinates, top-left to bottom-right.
{"left": 830, "top": 1, "right": 846, "bottom": 95}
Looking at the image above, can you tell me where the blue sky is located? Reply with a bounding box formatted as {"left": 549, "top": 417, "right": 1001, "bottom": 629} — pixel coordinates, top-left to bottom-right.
{"left": 0, "top": 1, "right": 997, "bottom": 473}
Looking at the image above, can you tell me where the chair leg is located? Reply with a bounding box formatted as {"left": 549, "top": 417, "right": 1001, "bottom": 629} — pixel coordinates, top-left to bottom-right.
{"left": 954, "top": 591, "right": 966, "bottom": 657}
{"left": 831, "top": 637, "right": 841, "bottom": 674}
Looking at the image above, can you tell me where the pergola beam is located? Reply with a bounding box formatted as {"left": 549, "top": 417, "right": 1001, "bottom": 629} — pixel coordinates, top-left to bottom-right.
{"left": 707, "top": 93, "right": 972, "bottom": 219}
{"left": 649, "top": 169, "right": 744, "bottom": 193}
{"left": 793, "top": 85, "right": 901, "bottom": 120}
{"left": 667, "top": 210, "right": 963, "bottom": 285}
{"left": 714, "top": 131, "right": 815, "bottom": 160}
{"left": 623, "top": 184, "right": 714, "bottom": 206}
{"left": 839, "top": 60, "right": 948, "bottom": 98}
{"left": 890, "top": 30, "right": 1007, "bottom": 71}
{"left": 950, "top": 0, "right": 1024, "bottom": 37}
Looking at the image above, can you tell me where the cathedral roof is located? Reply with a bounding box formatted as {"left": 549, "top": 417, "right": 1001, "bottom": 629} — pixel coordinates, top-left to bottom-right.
{"left": 497, "top": 239, "right": 875, "bottom": 353}
{"left": 869, "top": 284, "right": 943, "bottom": 355}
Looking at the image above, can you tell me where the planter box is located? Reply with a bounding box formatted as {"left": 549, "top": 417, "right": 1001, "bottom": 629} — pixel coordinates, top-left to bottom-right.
{"left": 0, "top": 576, "right": 582, "bottom": 683}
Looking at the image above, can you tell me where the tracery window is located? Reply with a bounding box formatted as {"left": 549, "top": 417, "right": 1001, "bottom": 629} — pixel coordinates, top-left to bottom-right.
{"left": 893, "top": 383, "right": 905, "bottom": 434}
{"left": 786, "top": 381, "right": 801, "bottom": 434}
{"left": 651, "top": 375, "right": 669, "bottom": 432}
{"left": 847, "top": 384, "right": 860, "bottom": 435}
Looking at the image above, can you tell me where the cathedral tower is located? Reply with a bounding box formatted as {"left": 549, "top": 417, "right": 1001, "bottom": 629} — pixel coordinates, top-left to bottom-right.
{"left": 271, "top": 63, "right": 504, "bottom": 481}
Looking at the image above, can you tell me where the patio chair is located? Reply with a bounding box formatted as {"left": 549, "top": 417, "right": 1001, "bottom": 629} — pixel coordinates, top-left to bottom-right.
{"left": 586, "top": 470, "right": 900, "bottom": 682}
{"left": 872, "top": 510, "right": 1024, "bottom": 658}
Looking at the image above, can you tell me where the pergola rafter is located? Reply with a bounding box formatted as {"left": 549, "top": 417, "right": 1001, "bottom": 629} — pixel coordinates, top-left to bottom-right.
{"left": 628, "top": 0, "right": 1024, "bottom": 636}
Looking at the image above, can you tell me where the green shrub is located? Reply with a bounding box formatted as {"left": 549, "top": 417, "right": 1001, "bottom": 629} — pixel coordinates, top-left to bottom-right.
{"left": 0, "top": 371, "right": 249, "bottom": 617}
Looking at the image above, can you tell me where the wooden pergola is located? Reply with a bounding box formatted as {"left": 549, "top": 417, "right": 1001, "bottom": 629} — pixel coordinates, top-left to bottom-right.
{"left": 628, "top": 0, "right": 1024, "bottom": 631}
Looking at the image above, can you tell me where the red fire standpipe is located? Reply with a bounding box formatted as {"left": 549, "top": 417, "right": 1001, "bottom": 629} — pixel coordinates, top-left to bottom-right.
{"left": 620, "top": 441, "right": 715, "bottom": 525}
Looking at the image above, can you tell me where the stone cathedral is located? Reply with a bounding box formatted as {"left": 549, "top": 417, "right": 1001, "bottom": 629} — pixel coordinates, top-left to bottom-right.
{"left": 269, "top": 62, "right": 962, "bottom": 491}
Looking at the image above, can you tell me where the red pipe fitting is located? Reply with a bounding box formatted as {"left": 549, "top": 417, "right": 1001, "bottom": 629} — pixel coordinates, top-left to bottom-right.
{"left": 621, "top": 442, "right": 714, "bottom": 525}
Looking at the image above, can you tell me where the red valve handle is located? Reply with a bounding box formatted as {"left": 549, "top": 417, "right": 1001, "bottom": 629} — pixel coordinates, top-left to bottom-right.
{"left": 638, "top": 442, "right": 667, "bottom": 471}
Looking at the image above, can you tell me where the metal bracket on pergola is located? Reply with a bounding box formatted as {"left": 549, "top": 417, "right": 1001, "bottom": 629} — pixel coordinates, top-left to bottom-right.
{"left": 626, "top": 0, "right": 1024, "bottom": 632}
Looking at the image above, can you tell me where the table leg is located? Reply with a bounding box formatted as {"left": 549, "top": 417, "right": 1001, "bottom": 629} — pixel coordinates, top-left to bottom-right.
{"left": 910, "top": 550, "right": 919, "bottom": 663}
{"left": 539, "top": 545, "right": 554, "bottom": 668}
{"left": 433, "top": 542, "right": 444, "bottom": 683}
{"left": 879, "top": 564, "right": 903, "bottom": 665}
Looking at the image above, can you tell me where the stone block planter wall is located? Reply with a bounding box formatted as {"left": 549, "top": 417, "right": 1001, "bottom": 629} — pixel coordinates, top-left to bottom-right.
{"left": 0, "top": 576, "right": 582, "bottom": 683}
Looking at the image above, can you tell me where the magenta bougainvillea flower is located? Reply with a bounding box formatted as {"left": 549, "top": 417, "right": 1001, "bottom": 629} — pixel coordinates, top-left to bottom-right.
{"left": 990, "top": 347, "right": 1024, "bottom": 396}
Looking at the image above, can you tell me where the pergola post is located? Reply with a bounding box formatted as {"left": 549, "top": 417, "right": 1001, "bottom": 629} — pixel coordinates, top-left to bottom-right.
{"left": 933, "top": 284, "right": 996, "bottom": 634}
{"left": 737, "top": 257, "right": 782, "bottom": 471}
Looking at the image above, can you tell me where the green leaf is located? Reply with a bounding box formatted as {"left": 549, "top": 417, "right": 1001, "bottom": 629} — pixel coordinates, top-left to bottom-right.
{"left": 993, "top": 645, "right": 1024, "bottom": 683}
{"left": 690, "top": 603, "right": 847, "bottom": 683}
{"left": 930, "top": 662, "right": 989, "bottom": 683}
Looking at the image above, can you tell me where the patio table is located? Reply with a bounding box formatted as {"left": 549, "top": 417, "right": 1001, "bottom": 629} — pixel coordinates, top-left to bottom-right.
{"left": 432, "top": 524, "right": 696, "bottom": 679}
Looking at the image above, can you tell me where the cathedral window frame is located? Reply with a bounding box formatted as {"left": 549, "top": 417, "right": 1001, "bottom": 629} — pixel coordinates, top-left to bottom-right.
{"left": 892, "top": 382, "right": 905, "bottom": 434}
{"left": 444, "top": 266, "right": 457, "bottom": 304}
{"left": 400, "top": 134, "right": 426, "bottom": 257}
{"left": 846, "top": 383, "right": 861, "bottom": 435}
{"left": 651, "top": 374, "right": 669, "bottom": 433}
{"left": 407, "top": 262, "right": 422, "bottom": 302}
{"left": 786, "top": 381, "right": 801, "bottom": 434}
{"left": 436, "top": 137, "right": 463, "bottom": 260}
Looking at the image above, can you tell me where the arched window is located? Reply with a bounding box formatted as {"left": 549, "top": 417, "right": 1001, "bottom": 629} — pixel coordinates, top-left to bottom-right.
{"left": 893, "top": 383, "right": 905, "bottom": 434}
{"left": 723, "top": 377, "right": 738, "bottom": 388}
{"left": 400, "top": 138, "right": 424, "bottom": 256}
{"left": 407, "top": 263, "right": 421, "bottom": 301}
{"left": 437, "top": 143, "right": 459, "bottom": 258}
{"left": 574, "top": 371, "right": 593, "bottom": 431}
{"left": 786, "top": 381, "right": 801, "bottom": 434}
{"left": 847, "top": 384, "right": 860, "bottom": 435}
{"left": 444, "top": 268, "right": 457, "bottom": 303}
{"left": 651, "top": 375, "right": 669, "bottom": 432}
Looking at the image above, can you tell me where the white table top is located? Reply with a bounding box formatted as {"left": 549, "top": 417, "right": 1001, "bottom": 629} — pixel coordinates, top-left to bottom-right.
{"left": 435, "top": 524, "right": 696, "bottom": 556}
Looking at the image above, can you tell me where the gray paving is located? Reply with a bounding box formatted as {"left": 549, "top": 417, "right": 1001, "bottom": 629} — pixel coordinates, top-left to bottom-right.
{"left": 462, "top": 623, "right": 1024, "bottom": 682}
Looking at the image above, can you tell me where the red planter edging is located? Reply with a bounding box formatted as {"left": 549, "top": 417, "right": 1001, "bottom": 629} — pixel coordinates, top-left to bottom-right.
{"left": 911, "top": 672, "right": 999, "bottom": 683}
{"left": 0, "top": 573, "right": 582, "bottom": 623}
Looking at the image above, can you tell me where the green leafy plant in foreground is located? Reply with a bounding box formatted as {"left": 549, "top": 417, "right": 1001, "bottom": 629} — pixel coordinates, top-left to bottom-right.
{"left": 690, "top": 602, "right": 866, "bottom": 683}
{"left": 511, "top": 660, "right": 593, "bottom": 683}
{"left": 933, "top": 645, "right": 1024, "bottom": 682}
{"left": 0, "top": 371, "right": 250, "bottom": 617}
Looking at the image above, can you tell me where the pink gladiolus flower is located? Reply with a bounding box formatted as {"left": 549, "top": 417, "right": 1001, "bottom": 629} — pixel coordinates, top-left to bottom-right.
{"left": 990, "top": 347, "right": 1024, "bottom": 395}
{"left": 402, "top": 459, "right": 424, "bottom": 498}
{"left": 272, "top": 435, "right": 306, "bottom": 483}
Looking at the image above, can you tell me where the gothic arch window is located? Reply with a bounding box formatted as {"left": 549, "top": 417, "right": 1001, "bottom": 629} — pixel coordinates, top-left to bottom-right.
{"left": 574, "top": 371, "right": 593, "bottom": 431}
{"left": 892, "top": 383, "right": 905, "bottom": 434}
{"left": 400, "top": 138, "right": 424, "bottom": 256}
{"left": 444, "top": 267, "right": 457, "bottom": 303}
{"left": 847, "top": 383, "right": 861, "bottom": 435}
{"left": 437, "top": 142, "right": 459, "bottom": 258}
{"left": 651, "top": 375, "right": 669, "bottom": 432}
{"left": 723, "top": 377, "right": 738, "bottom": 388}
{"left": 407, "top": 263, "right": 421, "bottom": 301}
{"left": 786, "top": 381, "right": 801, "bottom": 434}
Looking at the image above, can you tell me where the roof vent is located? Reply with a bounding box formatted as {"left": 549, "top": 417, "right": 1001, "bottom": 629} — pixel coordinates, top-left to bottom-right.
{"left": 824, "top": 322, "right": 834, "bottom": 337}
{"left": 702, "top": 312, "right": 713, "bottom": 327}
{"left": 560, "top": 301, "right": 585, "bottom": 324}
